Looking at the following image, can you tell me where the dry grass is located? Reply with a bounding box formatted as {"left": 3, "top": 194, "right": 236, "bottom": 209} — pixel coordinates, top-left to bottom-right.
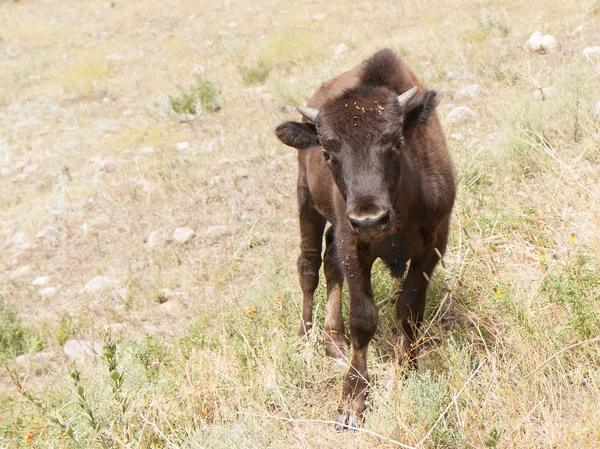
{"left": 1, "top": 0, "right": 600, "bottom": 448}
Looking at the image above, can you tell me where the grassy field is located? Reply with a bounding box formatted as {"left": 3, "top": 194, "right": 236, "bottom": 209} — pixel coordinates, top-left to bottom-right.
{"left": 1, "top": 0, "right": 600, "bottom": 447}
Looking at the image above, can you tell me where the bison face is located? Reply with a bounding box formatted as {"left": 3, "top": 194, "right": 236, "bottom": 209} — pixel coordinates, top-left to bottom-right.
{"left": 276, "top": 86, "right": 437, "bottom": 242}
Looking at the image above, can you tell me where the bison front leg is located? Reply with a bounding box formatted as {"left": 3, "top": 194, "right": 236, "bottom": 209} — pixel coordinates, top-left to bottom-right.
{"left": 323, "top": 227, "right": 346, "bottom": 359}
{"left": 336, "top": 240, "right": 377, "bottom": 430}
{"left": 396, "top": 221, "right": 449, "bottom": 368}
{"left": 297, "top": 204, "right": 326, "bottom": 336}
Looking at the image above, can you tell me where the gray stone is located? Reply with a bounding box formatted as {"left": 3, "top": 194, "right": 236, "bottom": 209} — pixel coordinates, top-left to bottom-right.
{"left": 446, "top": 106, "right": 477, "bottom": 123}
{"left": 533, "top": 87, "right": 555, "bottom": 101}
{"left": 147, "top": 229, "right": 169, "bottom": 248}
{"left": 583, "top": 46, "right": 600, "bottom": 59}
{"left": 176, "top": 141, "right": 190, "bottom": 151}
{"left": 38, "top": 287, "right": 58, "bottom": 298}
{"left": 203, "top": 226, "right": 233, "bottom": 238}
{"left": 11, "top": 231, "right": 31, "bottom": 250}
{"left": 455, "top": 84, "right": 480, "bottom": 98}
{"left": 93, "top": 158, "right": 117, "bottom": 173}
{"left": 32, "top": 276, "right": 51, "bottom": 286}
{"left": 22, "top": 164, "right": 39, "bottom": 174}
{"left": 10, "top": 265, "right": 32, "bottom": 280}
{"left": 334, "top": 43, "right": 349, "bottom": 55}
{"left": 83, "top": 276, "right": 115, "bottom": 294}
{"left": 172, "top": 227, "right": 195, "bottom": 244}
{"left": 63, "top": 340, "right": 102, "bottom": 362}
{"left": 524, "top": 32, "right": 559, "bottom": 54}
{"left": 15, "top": 348, "right": 59, "bottom": 368}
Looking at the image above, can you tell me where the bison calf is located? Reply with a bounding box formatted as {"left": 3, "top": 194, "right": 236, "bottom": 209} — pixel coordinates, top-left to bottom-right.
{"left": 275, "top": 49, "right": 455, "bottom": 429}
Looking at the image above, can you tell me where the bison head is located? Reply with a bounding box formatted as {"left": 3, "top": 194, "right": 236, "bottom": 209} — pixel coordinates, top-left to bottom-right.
{"left": 276, "top": 86, "right": 437, "bottom": 242}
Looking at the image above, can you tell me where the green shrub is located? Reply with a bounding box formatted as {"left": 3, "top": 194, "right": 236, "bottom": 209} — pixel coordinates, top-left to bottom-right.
{"left": 0, "top": 297, "right": 44, "bottom": 363}
{"left": 169, "top": 76, "right": 220, "bottom": 114}
{"left": 239, "top": 60, "right": 270, "bottom": 84}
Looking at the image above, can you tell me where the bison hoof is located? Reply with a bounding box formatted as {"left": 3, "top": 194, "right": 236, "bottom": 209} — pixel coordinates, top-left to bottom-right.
{"left": 335, "top": 410, "right": 361, "bottom": 432}
{"left": 324, "top": 328, "right": 346, "bottom": 360}
{"left": 297, "top": 321, "right": 313, "bottom": 336}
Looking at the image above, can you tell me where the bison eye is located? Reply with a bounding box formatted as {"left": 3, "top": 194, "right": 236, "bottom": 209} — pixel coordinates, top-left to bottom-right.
{"left": 321, "top": 150, "right": 331, "bottom": 161}
{"left": 394, "top": 139, "right": 406, "bottom": 152}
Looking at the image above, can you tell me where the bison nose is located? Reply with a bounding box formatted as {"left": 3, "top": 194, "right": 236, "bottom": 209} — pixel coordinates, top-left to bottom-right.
{"left": 347, "top": 210, "right": 390, "bottom": 234}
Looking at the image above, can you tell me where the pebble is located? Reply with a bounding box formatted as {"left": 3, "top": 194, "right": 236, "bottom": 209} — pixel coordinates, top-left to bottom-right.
{"left": 147, "top": 229, "right": 169, "bottom": 248}
{"left": 10, "top": 265, "right": 32, "bottom": 280}
{"left": 446, "top": 106, "right": 477, "bottom": 123}
{"left": 15, "top": 348, "right": 58, "bottom": 368}
{"left": 455, "top": 84, "right": 480, "bottom": 99}
{"left": 450, "top": 133, "right": 464, "bottom": 141}
{"left": 93, "top": 158, "right": 117, "bottom": 173}
{"left": 83, "top": 276, "right": 115, "bottom": 294}
{"left": 524, "top": 32, "right": 559, "bottom": 54}
{"left": 203, "top": 225, "right": 233, "bottom": 238}
{"left": 533, "top": 87, "right": 555, "bottom": 101}
{"left": 139, "top": 146, "right": 155, "bottom": 154}
{"left": 312, "top": 13, "right": 326, "bottom": 20}
{"left": 22, "top": 164, "right": 39, "bottom": 174}
{"left": 172, "top": 227, "right": 195, "bottom": 244}
{"left": 32, "top": 276, "right": 51, "bottom": 286}
{"left": 11, "top": 231, "right": 31, "bottom": 250}
{"left": 594, "top": 101, "right": 600, "bottom": 120}
{"left": 38, "top": 286, "right": 58, "bottom": 298}
{"left": 583, "top": 47, "right": 600, "bottom": 59}
{"left": 63, "top": 340, "right": 102, "bottom": 362}
{"left": 0, "top": 167, "right": 9, "bottom": 177}
{"left": 176, "top": 141, "right": 190, "bottom": 151}
{"left": 334, "top": 43, "right": 349, "bottom": 55}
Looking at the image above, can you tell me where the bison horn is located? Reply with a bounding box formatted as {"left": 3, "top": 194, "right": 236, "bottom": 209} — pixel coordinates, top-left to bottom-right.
{"left": 397, "top": 86, "right": 419, "bottom": 110}
{"left": 297, "top": 105, "right": 319, "bottom": 123}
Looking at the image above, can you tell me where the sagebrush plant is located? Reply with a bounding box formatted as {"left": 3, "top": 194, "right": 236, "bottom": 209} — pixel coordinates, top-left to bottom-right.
{"left": 169, "top": 76, "right": 220, "bottom": 114}
{"left": 239, "top": 60, "right": 270, "bottom": 84}
{"left": 0, "top": 296, "right": 44, "bottom": 363}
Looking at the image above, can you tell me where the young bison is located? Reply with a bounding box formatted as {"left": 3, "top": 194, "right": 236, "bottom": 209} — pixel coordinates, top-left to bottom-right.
{"left": 275, "top": 49, "right": 455, "bottom": 429}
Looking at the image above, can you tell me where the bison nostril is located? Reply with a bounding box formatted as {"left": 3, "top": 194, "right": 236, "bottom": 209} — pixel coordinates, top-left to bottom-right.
{"left": 347, "top": 210, "right": 391, "bottom": 233}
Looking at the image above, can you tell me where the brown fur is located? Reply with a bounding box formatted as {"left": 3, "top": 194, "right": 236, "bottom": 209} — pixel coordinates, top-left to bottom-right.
{"left": 275, "top": 49, "right": 456, "bottom": 429}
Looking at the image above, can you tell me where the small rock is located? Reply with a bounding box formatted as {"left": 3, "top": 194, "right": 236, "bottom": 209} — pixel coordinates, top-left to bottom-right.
{"left": 63, "top": 340, "right": 102, "bottom": 362}
{"left": 236, "top": 169, "right": 249, "bottom": 179}
{"left": 583, "top": 46, "right": 600, "bottom": 59}
{"left": 38, "top": 287, "right": 58, "bottom": 298}
{"left": 227, "top": 22, "right": 238, "bottom": 28}
{"left": 446, "top": 106, "right": 477, "bottom": 124}
{"left": 334, "top": 43, "right": 349, "bottom": 55}
{"left": 312, "top": 13, "right": 326, "bottom": 20}
{"left": 10, "top": 265, "right": 32, "bottom": 280}
{"left": 455, "top": 84, "right": 480, "bottom": 99}
{"left": 93, "top": 158, "right": 117, "bottom": 173}
{"left": 1, "top": 167, "right": 9, "bottom": 177}
{"left": 203, "top": 226, "right": 233, "bottom": 238}
{"left": 139, "top": 146, "right": 155, "bottom": 154}
{"left": 173, "top": 227, "right": 195, "bottom": 244}
{"left": 450, "top": 133, "right": 464, "bottom": 141}
{"left": 32, "top": 276, "right": 51, "bottom": 286}
{"left": 524, "top": 32, "right": 559, "bottom": 54}
{"left": 176, "top": 141, "right": 190, "bottom": 151}
{"left": 594, "top": 101, "right": 600, "bottom": 120}
{"left": 15, "top": 348, "right": 58, "bottom": 368}
{"left": 11, "top": 231, "right": 31, "bottom": 250}
{"left": 146, "top": 229, "right": 169, "bottom": 248}
{"left": 533, "top": 87, "right": 555, "bottom": 101}
{"left": 159, "top": 299, "right": 185, "bottom": 315}
{"left": 83, "top": 276, "right": 115, "bottom": 294}
{"left": 570, "top": 25, "right": 584, "bottom": 35}
{"left": 22, "top": 164, "right": 39, "bottom": 174}
{"left": 105, "top": 52, "right": 124, "bottom": 61}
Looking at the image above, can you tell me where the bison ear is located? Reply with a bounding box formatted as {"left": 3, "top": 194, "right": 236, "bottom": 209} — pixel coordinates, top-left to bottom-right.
{"left": 275, "top": 121, "right": 319, "bottom": 150}
{"left": 403, "top": 90, "right": 439, "bottom": 130}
